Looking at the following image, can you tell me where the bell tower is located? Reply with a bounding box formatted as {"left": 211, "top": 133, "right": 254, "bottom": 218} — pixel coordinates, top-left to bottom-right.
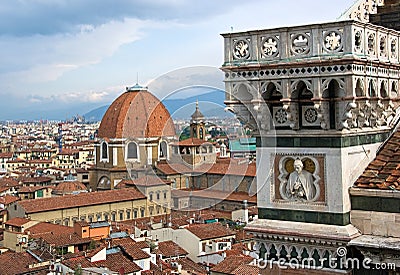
{"left": 190, "top": 100, "right": 206, "bottom": 140}
{"left": 221, "top": 17, "right": 400, "bottom": 272}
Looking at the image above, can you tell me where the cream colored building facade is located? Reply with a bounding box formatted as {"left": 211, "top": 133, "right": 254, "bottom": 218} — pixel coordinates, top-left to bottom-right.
{"left": 8, "top": 189, "right": 150, "bottom": 226}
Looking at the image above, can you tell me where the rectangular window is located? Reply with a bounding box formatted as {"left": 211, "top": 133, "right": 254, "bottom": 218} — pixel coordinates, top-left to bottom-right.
{"left": 37, "top": 190, "right": 43, "bottom": 197}
{"left": 140, "top": 209, "right": 144, "bottom": 217}
{"left": 134, "top": 210, "right": 138, "bottom": 219}
{"left": 127, "top": 211, "right": 131, "bottom": 219}
{"left": 119, "top": 212, "right": 124, "bottom": 221}
{"left": 82, "top": 175, "right": 89, "bottom": 180}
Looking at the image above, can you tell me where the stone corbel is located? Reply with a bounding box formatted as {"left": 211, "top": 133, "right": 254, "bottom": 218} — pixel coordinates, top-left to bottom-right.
{"left": 252, "top": 99, "right": 271, "bottom": 131}
{"left": 314, "top": 101, "right": 329, "bottom": 130}
{"left": 383, "top": 100, "right": 396, "bottom": 126}
{"left": 282, "top": 100, "right": 299, "bottom": 130}
{"left": 356, "top": 100, "right": 371, "bottom": 128}
{"left": 340, "top": 101, "right": 357, "bottom": 130}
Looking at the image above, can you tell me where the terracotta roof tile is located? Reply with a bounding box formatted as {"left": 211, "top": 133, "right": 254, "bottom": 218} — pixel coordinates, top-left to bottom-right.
{"left": 186, "top": 222, "right": 235, "bottom": 240}
{"left": 26, "top": 222, "right": 74, "bottom": 237}
{"left": 52, "top": 180, "right": 87, "bottom": 195}
{"left": 112, "top": 238, "right": 151, "bottom": 260}
{"left": 176, "top": 258, "right": 207, "bottom": 274}
{"left": 39, "top": 232, "right": 90, "bottom": 247}
{"left": 4, "top": 217, "right": 31, "bottom": 227}
{"left": 173, "top": 138, "right": 209, "bottom": 147}
{"left": 355, "top": 128, "right": 400, "bottom": 190}
{"left": 232, "top": 264, "right": 259, "bottom": 275}
{"left": 18, "top": 176, "right": 52, "bottom": 184}
{"left": 63, "top": 252, "right": 142, "bottom": 274}
{"left": 157, "top": 159, "right": 256, "bottom": 177}
{"left": 210, "top": 254, "right": 254, "bottom": 274}
{"left": 98, "top": 90, "right": 175, "bottom": 139}
{"left": 0, "top": 251, "right": 46, "bottom": 274}
{"left": 118, "top": 175, "right": 172, "bottom": 188}
{"left": 155, "top": 240, "right": 188, "bottom": 257}
{"left": 0, "top": 178, "right": 20, "bottom": 188}
{"left": 18, "top": 185, "right": 53, "bottom": 193}
{"left": 0, "top": 194, "right": 20, "bottom": 205}
{"left": 18, "top": 188, "right": 146, "bottom": 214}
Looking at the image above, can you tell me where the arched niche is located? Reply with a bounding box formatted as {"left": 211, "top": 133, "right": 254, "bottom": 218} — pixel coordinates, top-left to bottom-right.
{"left": 262, "top": 82, "right": 286, "bottom": 127}
{"left": 234, "top": 83, "right": 254, "bottom": 102}
{"left": 368, "top": 79, "right": 377, "bottom": 97}
{"left": 292, "top": 81, "right": 316, "bottom": 128}
{"left": 355, "top": 78, "right": 364, "bottom": 97}
{"left": 98, "top": 176, "right": 111, "bottom": 190}
{"left": 380, "top": 80, "right": 388, "bottom": 98}
{"left": 322, "top": 79, "right": 344, "bottom": 130}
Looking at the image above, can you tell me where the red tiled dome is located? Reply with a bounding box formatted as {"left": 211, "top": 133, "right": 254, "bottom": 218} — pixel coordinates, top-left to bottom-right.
{"left": 52, "top": 180, "right": 88, "bottom": 195}
{"left": 98, "top": 86, "right": 175, "bottom": 139}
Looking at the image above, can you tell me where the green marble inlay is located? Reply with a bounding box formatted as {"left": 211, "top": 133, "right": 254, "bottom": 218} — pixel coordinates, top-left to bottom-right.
{"left": 258, "top": 208, "right": 351, "bottom": 226}
{"left": 351, "top": 196, "right": 400, "bottom": 213}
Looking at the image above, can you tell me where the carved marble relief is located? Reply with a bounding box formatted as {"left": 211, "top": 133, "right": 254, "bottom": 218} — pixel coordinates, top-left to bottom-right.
{"left": 367, "top": 32, "right": 376, "bottom": 55}
{"left": 290, "top": 33, "right": 310, "bottom": 56}
{"left": 323, "top": 30, "right": 343, "bottom": 53}
{"left": 233, "top": 39, "right": 251, "bottom": 60}
{"left": 344, "top": 100, "right": 395, "bottom": 129}
{"left": 274, "top": 155, "right": 325, "bottom": 203}
{"left": 261, "top": 36, "right": 279, "bottom": 58}
{"left": 354, "top": 29, "right": 363, "bottom": 53}
{"left": 390, "top": 38, "right": 397, "bottom": 59}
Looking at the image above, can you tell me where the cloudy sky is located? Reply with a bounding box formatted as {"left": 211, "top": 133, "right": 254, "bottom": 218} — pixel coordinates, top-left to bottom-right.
{"left": 0, "top": 0, "right": 355, "bottom": 120}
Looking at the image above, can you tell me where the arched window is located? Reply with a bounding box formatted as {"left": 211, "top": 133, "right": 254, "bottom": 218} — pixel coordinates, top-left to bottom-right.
{"left": 98, "top": 176, "right": 111, "bottom": 190}
{"left": 159, "top": 141, "right": 168, "bottom": 159}
{"left": 127, "top": 142, "right": 138, "bottom": 160}
{"left": 101, "top": 141, "right": 108, "bottom": 160}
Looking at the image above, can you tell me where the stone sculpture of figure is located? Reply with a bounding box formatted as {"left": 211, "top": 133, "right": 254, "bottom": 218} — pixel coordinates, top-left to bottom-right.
{"left": 286, "top": 159, "right": 316, "bottom": 201}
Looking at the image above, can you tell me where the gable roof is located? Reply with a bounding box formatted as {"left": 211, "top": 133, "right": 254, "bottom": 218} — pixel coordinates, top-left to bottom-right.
{"left": 112, "top": 238, "right": 151, "bottom": 260}
{"left": 0, "top": 251, "right": 46, "bottom": 274}
{"left": 4, "top": 217, "right": 31, "bottom": 227}
{"left": 155, "top": 240, "right": 188, "bottom": 257}
{"left": 25, "top": 222, "right": 74, "bottom": 236}
{"left": 63, "top": 252, "right": 142, "bottom": 274}
{"left": 186, "top": 222, "right": 235, "bottom": 240}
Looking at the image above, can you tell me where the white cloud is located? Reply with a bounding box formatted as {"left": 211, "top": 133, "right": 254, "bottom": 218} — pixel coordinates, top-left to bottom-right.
{"left": 0, "top": 18, "right": 148, "bottom": 84}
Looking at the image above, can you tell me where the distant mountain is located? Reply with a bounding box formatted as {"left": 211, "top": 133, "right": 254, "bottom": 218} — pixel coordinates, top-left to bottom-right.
{"left": 83, "top": 90, "right": 232, "bottom": 122}
{"left": 83, "top": 105, "right": 109, "bottom": 122}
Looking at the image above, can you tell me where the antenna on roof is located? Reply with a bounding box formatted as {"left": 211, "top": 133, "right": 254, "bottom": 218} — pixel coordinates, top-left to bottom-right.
{"left": 136, "top": 72, "right": 139, "bottom": 85}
